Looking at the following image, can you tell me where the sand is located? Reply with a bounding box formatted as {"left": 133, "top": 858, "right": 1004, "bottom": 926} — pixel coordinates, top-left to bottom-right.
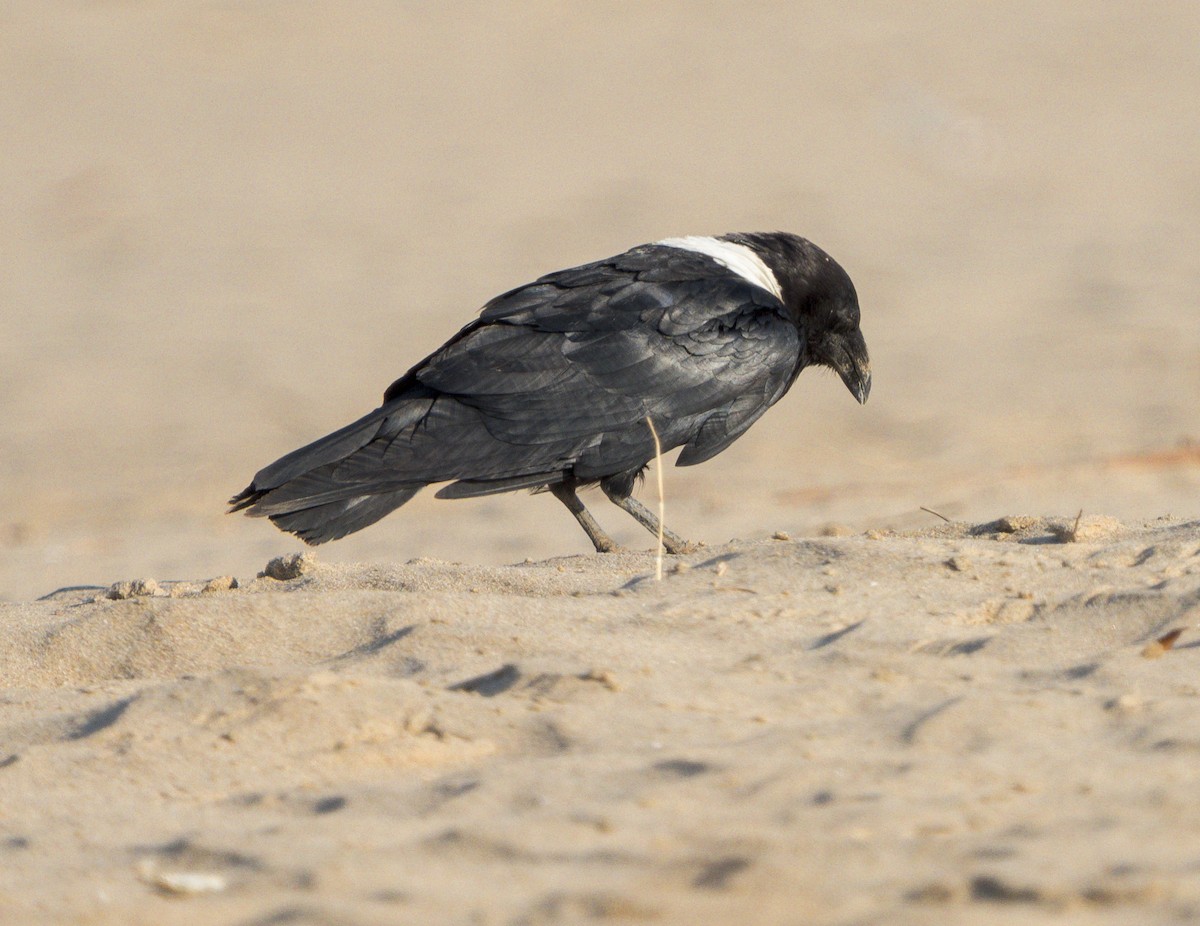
{"left": 2, "top": 2, "right": 1200, "bottom": 923}
{"left": 4, "top": 521, "right": 1200, "bottom": 924}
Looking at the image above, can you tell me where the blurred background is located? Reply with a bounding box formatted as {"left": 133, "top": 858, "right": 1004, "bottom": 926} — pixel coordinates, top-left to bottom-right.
{"left": 2, "top": 2, "right": 1197, "bottom": 600}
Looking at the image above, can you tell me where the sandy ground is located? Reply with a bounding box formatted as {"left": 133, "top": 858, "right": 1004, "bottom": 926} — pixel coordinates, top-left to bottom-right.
{"left": 4, "top": 520, "right": 1200, "bottom": 924}
{"left": 2, "top": 2, "right": 1199, "bottom": 923}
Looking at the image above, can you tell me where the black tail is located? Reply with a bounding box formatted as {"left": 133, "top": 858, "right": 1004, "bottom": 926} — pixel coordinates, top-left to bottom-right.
{"left": 253, "top": 486, "right": 422, "bottom": 544}
{"left": 229, "top": 388, "right": 575, "bottom": 544}
{"left": 228, "top": 404, "right": 428, "bottom": 545}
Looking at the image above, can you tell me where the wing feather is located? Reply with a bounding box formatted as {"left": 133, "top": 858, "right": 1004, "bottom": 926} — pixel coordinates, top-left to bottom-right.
{"left": 409, "top": 246, "right": 803, "bottom": 475}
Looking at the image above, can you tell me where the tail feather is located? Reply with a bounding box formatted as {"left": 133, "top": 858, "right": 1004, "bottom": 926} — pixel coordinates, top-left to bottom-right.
{"left": 230, "top": 388, "right": 575, "bottom": 543}
{"left": 269, "top": 487, "right": 422, "bottom": 545}
{"left": 227, "top": 401, "right": 431, "bottom": 543}
{"left": 233, "top": 399, "right": 432, "bottom": 504}
{"left": 235, "top": 465, "right": 418, "bottom": 517}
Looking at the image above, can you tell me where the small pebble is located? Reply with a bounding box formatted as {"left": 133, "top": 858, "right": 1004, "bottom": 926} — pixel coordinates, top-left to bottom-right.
{"left": 1105, "top": 693, "right": 1142, "bottom": 713}
{"left": 106, "top": 578, "right": 165, "bottom": 600}
{"left": 772, "top": 530, "right": 791, "bottom": 541}
{"left": 1141, "top": 628, "right": 1184, "bottom": 659}
{"left": 995, "top": 515, "right": 1039, "bottom": 533}
{"left": 259, "top": 552, "right": 317, "bottom": 580}
{"left": 137, "top": 860, "right": 227, "bottom": 896}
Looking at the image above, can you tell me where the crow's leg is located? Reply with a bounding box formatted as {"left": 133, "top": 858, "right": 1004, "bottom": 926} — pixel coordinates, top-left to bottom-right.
{"left": 550, "top": 479, "right": 621, "bottom": 553}
{"left": 600, "top": 473, "right": 696, "bottom": 555}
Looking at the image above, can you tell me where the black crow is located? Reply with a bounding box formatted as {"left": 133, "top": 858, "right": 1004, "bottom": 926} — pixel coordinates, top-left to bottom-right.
{"left": 229, "top": 232, "right": 870, "bottom": 553}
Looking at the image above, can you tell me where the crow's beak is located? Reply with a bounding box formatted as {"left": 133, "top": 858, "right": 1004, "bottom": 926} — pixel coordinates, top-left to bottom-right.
{"left": 826, "top": 329, "right": 871, "bottom": 405}
{"left": 844, "top": 365, "right": 871, "bottom": 405}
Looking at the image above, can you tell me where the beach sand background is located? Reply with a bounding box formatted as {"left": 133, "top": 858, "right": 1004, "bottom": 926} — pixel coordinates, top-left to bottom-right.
{"left": 2, "top": 2, "right": 1199, "bottom": 923}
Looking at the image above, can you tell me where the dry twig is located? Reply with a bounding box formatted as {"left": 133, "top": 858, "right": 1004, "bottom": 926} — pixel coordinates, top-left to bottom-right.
{"left": 645, "top": 416, "right": 665, "bottom": 581}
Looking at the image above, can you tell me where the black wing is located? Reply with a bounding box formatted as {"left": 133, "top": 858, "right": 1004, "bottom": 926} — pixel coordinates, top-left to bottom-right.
{"left": 413, "top": 244, "right": 804, "bottom": 487}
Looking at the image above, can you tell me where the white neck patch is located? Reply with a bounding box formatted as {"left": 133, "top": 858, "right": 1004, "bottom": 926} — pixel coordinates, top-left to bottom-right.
{"left": 656, "top": 235, "right": 783, "bottom": 302}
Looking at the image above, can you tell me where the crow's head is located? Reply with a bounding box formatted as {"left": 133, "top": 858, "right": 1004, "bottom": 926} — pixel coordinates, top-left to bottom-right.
{"left": 800, "top": 263, "right": 871, "bottom": 405}
{"left": 724, "top": 232, "right": 871, "bottom": 404}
